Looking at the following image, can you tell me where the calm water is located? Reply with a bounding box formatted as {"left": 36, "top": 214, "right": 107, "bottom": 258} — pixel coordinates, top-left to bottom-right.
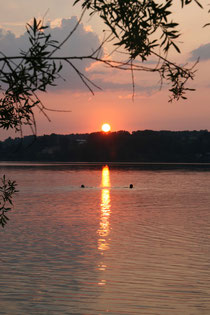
{"left": 0, "top": 163, "right": 210, "bottom": 314}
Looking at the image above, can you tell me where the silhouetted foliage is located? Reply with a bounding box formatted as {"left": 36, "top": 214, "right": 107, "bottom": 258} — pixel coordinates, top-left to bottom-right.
{"left": 0, "top": 175, "right": 18, "bottom": 227}
{"left": 75, "top": 0, "right": 203, "bottom": 101}
{"left": 2, "top": 130, "right": 210, "bottom": 163}
{"left": 0, "top": 19, "right": 63, "bottom": 134}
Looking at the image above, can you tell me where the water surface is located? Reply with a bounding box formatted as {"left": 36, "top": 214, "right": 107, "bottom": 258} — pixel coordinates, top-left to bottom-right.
{"left": 0, "top": 163, "right": 210, "bottom": 314}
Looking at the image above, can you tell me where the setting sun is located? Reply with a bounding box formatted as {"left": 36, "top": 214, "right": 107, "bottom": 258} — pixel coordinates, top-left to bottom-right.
{"left": 101, "top": 123, "right": 111, "bottom": 132}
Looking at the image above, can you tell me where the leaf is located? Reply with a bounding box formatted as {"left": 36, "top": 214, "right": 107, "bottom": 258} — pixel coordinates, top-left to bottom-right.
{"left": 203, "top": 23, "right": 210, "bottom": 28}
{"left": 194, "top": 0, "right": 203, "bottom": 9}
{"left": 73, "top": 0, "right": 81, "bottom": 5}
{"left": 171, "top": 41, "right": 181, "bottom": 53}
{"left": 33, "top": 18, "right": 37, "bottom": 36}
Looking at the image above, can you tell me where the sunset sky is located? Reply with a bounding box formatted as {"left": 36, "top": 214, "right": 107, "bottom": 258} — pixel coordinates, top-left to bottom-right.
{"left": 0, "top": 0, "right": 210, "bottom": 139}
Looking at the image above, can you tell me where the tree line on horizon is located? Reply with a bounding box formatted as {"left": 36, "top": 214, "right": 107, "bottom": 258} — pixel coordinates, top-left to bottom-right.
{"left": 1, "top": 129, "right": 210, "bottom": 163}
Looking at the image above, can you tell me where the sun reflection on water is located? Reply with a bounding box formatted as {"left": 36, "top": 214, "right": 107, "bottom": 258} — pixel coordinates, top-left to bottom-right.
{"left": 97, "top": 165, "right": 111, "bottom": 286}
{"left": 98, "top": 166, "right": 111, "bottom": 252}
{"left": 101, "top": 165, "right": 110, "bottom": 188}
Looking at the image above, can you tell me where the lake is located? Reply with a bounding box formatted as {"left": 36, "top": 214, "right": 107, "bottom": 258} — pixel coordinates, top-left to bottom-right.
{"left": 0, "top": 163, "right": 210, "bottom": 314}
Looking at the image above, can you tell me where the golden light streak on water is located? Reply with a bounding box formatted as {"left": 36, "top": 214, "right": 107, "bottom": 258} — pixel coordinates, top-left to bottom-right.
{"left": 97, "top": 166, "right": 111, "bottom": 286}
{"left": 101, "top": 165, "right": 110, "bottom": 188}
{"left": 98, "top": 166, "right": 111, "bottom": 252}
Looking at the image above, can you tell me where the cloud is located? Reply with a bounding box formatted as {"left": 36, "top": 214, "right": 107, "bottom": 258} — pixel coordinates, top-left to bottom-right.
{"left": 0, "top": 29, "right": 25, "bottom": 56}
{"left": 189, "top": 43, "right": 210, "bottom": 61}
{"left": 118, "top": 93, "right": 154, "bottom": 100}
{"left": 46, "top": 17, "right": 104, "bottom": 91}
{"left": 0, "top": 17, "right": 102, "bottom": 91}
{"left": 51, "top": 17, "right": 100, "bottom": 57}
{"left": 50, "top": 18, "right": 62, "bottom": 29}
{"left": 0, "top": 17, "right": 157, "bottom": 94}
{"left": 93, "top": 79, "right": 156, "bottom": 94}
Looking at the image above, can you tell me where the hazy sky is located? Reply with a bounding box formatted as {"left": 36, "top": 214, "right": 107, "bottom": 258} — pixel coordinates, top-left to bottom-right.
{"left": 0, "top": 0, "right": 210, "bottom": 139}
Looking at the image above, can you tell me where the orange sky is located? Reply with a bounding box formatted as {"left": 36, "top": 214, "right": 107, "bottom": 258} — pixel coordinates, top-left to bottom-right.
{"left": 0, "top": 1, "right": 210, "bottom": 140}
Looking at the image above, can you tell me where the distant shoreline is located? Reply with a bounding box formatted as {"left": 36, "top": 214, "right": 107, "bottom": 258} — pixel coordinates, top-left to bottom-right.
{"left": 1, "top": 161, "right": 210, "bottom": 169}
{"left": 2, "top": 130, "right": 210, "bottom": 164}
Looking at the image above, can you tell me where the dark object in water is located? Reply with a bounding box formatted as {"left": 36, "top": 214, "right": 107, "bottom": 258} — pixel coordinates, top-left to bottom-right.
{"left": 81, "top": 184, "right": 85, "bottom": 188}
{"left": 129, "top": 184, "right": 133, "bottom": 189}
